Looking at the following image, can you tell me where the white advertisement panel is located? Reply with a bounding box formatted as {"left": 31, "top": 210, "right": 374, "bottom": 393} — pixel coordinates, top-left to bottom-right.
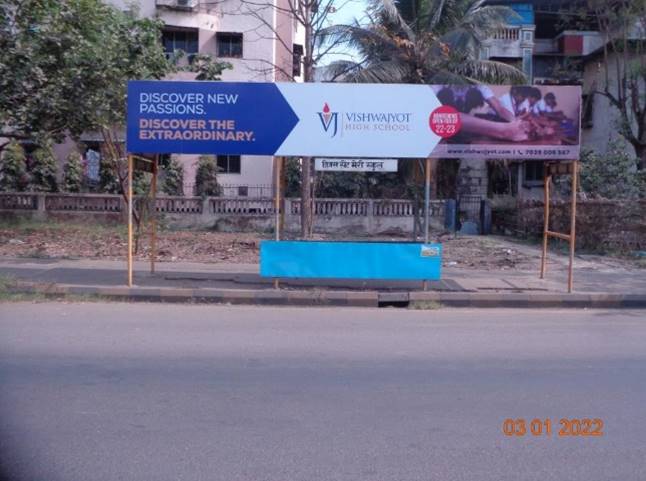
{"left": 275, "top": 83, "right": 442, "bottom": 158}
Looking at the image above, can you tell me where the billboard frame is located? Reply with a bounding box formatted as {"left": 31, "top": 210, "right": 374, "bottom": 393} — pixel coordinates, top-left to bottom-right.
{"left": 124, "top": 80, "right": 581, "bottom": 294}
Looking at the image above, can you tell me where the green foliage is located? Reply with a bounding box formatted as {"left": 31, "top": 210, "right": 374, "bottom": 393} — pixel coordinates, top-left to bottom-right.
{"left": 285, "top": 158, "right": 302, "bottom": 197}
{"left": 0, "top": 141, "right": 29, "bottom": 192}
{"left": 321, "top": 0, "right": 525, "bottom": 84}
{"left": 63, "top": 151, "right": 84, "bottom": 192}
{"left": 316, "top": 171, "right": 411, "bottom": 198}
{"left": 99, "top": 159, "right": 121, "bottom": 194}
{"left": 187, "top": 54, "right": 233, "bottom": 81}
{"left": 583, "top": 2, "right": 646, "bottom": 169}
{"left": 194, "top": 155, "right": 222, "bottom": 197}
{"left": 162, "top": 156, "right": 185, "bottom": 196}
{"left": 580, "top": 141, "right": 643, "bottom": 199}
{"left": 133, "top": 172, "right": 152, "bottom": 196}
{"left": 285, "top": 157, "right": 422, "bottom": 199}
{"left": 29, "top": 143, "right": 58, "bottom": 192}
{"left": 0, "top": 0, "right": 171, "bottom": 144}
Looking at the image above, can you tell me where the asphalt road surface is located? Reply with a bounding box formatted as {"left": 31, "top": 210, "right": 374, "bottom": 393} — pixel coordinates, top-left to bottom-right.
{"left": 0, "top": 303, "right": 645, "bottom": 481}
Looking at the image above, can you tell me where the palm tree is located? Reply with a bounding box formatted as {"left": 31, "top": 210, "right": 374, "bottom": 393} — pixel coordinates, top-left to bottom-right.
{"left": 321, "top": 0, "right": 525, "bottom": 84}
{"left": 318, "top": 0, "right": 525, "bottom": 238}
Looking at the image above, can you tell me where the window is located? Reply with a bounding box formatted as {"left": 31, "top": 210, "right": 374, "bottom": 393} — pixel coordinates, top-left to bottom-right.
{"left": 237, "top": 186, "right": 248, "bottom": 197}
{"left": 216, "top": 33, "right": 243, "bottom": 58}
{"left": 162, "top": 28, "right": 198, "bottom": 62}
{"left": 292, "top": 44, "right": 303, "bottom": 77}
{"left": 524, "top": 161, "right": 544, "bottom": 185}
{"left": 217, "top": 155, "right": 241, "bottom": 174}
{"left": 582, "top": 94, "right": 594, "bottom": 128}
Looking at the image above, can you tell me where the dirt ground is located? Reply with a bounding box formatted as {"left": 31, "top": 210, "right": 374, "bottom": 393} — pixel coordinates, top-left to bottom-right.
{"left": 0, "top": 220, "right": 641, "bottom": 270}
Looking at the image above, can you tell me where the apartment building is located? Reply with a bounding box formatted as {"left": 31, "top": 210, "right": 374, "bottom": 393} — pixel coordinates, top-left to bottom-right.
{"left": 95, "top": 0, "right": 304, "bottom": 195}
{"left": 470, "top": 0, "right": 641, "bottom": 200}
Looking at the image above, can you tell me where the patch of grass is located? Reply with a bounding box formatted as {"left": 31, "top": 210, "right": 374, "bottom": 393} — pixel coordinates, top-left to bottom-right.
{"left": 0, "top": 274, "right": 16, "bottom": 291}
{"left": 409, "top": 300, "right": 443, "bottom": 310}
{"left": 0, "top": 275, "right": 35, "bottom": 302}
{"left": 0, "top": 275, "right": 115, "bottom": 303}
{"left": 0, "top": 290, "right": 116, "bottom": 303}
{"left": 0, "top": 218, "right": 125, "bottom": 236}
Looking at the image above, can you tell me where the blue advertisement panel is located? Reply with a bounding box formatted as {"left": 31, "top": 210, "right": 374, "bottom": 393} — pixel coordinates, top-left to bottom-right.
{"left": 127, "top": 81, "right": 299, "bottom": 155}
{"left": 260, "top": 241, "right": 442, "bottom": 280}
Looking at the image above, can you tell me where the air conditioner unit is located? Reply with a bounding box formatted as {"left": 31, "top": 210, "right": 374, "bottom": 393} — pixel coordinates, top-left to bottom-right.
{"left": 156, "top": 0, "right": 198, "bottom": 11}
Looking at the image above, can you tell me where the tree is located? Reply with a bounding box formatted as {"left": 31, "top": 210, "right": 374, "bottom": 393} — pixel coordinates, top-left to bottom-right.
{"left": 162, "top": 156, "right": 185, "bottom": 197}
{"left": 0, "top": 141, "right": 29, "bottom": 192}
{"left": 30, "top": 143, "right": 58, "bottom": 192}
{"left": 322, "top": 0, "right": 525, "bottom": 84}
{"left": 188, "top": 53, "right": 233, "bottom": 81}
{"left": 194, "top": 156, "right": 222, "bottom": 197}
{"left": 237, "top": 0, "right": 349, "bottom": 237}
{"left": 99, "top": 156, "right": 120, "bottom": 195}
{"left": 63, "top": 151, "right": 84, "bottom": 193}
{"left": 586, "top": 0, "right": 646, "bottom": 170}
{"left": 580, "top": 140, "right": 644, "bottom": 199}
{"left": 0, "top": 0, "right": 168, "bottom": 151}
{"left": 320, "top": 0, "right": 525, "bottom": 235}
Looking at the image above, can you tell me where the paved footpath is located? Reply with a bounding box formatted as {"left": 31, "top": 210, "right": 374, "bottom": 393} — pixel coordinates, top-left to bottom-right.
{"left": 1, "top": 254, "right": 644, "bottom": 308}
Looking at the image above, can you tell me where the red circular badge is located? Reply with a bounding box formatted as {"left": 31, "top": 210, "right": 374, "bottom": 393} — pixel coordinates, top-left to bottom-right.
{"left": 429, "top": 105, "right": 462, "bottom": 138}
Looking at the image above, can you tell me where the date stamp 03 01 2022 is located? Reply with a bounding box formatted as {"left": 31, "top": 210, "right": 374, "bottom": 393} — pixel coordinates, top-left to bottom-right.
{"left": 502, "top": 419, "right": 604, "bottom": 437}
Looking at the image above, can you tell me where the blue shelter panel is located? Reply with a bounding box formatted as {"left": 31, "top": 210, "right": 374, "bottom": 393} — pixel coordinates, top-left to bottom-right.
{"left": 260, "top": 241, "right": 441, "bottom": 280}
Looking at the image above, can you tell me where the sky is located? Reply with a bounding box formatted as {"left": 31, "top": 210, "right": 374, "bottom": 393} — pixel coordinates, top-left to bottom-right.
{"left": 319, "top": 0, "right": 368, "bottom": 65}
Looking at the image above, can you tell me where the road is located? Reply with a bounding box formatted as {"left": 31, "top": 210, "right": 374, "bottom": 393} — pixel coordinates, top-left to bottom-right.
{"left": 0, "top": 303, "right": 645, "bottom": 481}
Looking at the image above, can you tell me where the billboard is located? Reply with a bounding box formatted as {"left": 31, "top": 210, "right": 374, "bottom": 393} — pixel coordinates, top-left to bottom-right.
{"left": 127, "top": 81, "right": 580, "bottom": 160}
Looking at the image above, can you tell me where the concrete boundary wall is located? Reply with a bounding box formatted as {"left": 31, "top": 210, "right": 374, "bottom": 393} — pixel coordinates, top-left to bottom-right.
{"left": 0, "top": 193, "right": 447, "bottom": 236}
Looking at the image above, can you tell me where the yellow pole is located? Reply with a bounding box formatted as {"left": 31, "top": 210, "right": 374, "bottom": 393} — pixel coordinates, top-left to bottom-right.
{"left": 568, "top": 160, "right": 578, "bottom": 293}
{"left": 273, "top": 157, "right": 281, "bottom": 289}
{"left": 150, "top": 156, "right": 158, "bottom": 274}
{"left": 424, "top": 157, "right": 431, "bottom": 243}
{"left": 540, "top": 169, "right": 551, "bottom": 279}
{"left": 280, "top": 157, "right": 286, "bottom": 234}
{"left": 275, "top": 156, "right": 281, "bottom": 241}
{"left": 127, "top": 154, "right": 133, "bottom": 287}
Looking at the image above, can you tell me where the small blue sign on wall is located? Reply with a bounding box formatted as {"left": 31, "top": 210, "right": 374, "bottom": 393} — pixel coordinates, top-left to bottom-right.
{"left": 260, "top": 241, "right": 442, "bottom": 280}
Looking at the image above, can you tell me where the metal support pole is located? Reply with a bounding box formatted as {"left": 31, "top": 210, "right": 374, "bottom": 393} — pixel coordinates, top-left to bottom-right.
{"left": 127, "top": 154, "right": 133, "bottom": 287}
{"left": 280, "top": 157, "right": 286, "bottom": 234}
{"left": 274, "top": 156, "right": 281, "bottom": 241}
{"left": 424, "top": 157, "right": 431, "bottom": 243}
{"left": 540, "top": 169, "right": 551, "bottom": 279}
{"left": 273, "top": 157, "right": 281, "bottom": 289}
{"left": 150, "top": 155, "right": 158, "bottom": 274}
{"left": 568, "top": 160, "right": 578, "bottom": 293}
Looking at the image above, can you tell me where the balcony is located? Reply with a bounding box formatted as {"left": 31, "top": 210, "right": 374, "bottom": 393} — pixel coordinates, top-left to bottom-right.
{"left": 482, "top": 25, "right": 535, "bottom": 59}
{"left": 156, "top": 0, "right": 198, "bottom": 11}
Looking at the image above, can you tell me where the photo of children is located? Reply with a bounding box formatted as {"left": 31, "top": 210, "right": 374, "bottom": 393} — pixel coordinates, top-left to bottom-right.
{"left": 431, "top": 85, "right": 580, "bottom": 150}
